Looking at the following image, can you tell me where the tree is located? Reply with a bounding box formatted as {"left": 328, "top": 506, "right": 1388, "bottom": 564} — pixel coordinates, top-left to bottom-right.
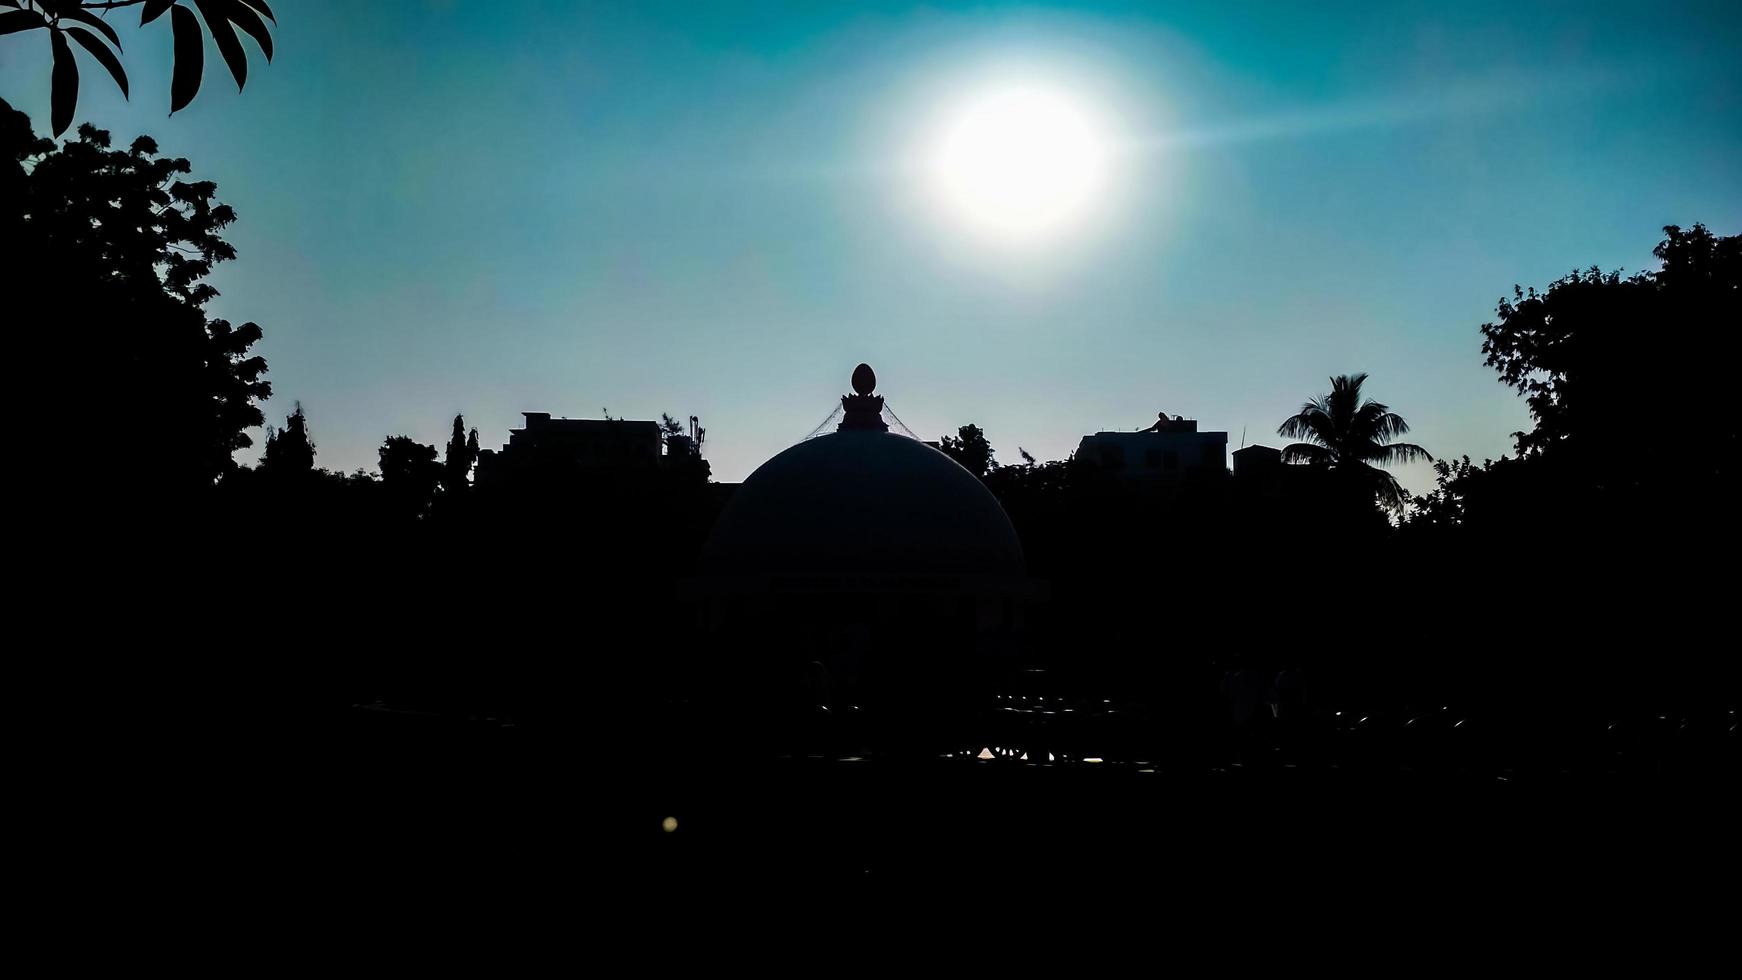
{"left": 1481, "top": 224, "right": 1739, "bottom": 470}
{"left": 1, "top": 1, "right": 276, "bottom": 136}
{"left": 1401, "top": 451, "right": 1571, "bottom": 542}
{"left": 3, "top": 98, "right": 269, "bottom": 490}
{"left": 1277, "top": 373, "right": 1429, "bottom": 513}
{"left": 940, "top": 424, "right": 996, "bottom": 479}
{"left": 379, "top": 435, "right": 439, "bottom": 519}
{"left": 1415, "top": 223, "right": 1739, "bottom": 547}
{"left": 260, "top": 401, "right": 314, "bottom": 477}
{"left": 441, "top": 414, "right": 479, "bottom": 494}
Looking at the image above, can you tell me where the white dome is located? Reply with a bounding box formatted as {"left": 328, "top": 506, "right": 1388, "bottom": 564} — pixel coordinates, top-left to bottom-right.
{"left": 702, "top": 430, "right": 1024, "bottom": 578}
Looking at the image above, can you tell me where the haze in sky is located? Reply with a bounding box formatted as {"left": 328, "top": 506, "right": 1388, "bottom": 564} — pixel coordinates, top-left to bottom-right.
{"left": 5, "top": 1, "right": 1739, "bottom": 490}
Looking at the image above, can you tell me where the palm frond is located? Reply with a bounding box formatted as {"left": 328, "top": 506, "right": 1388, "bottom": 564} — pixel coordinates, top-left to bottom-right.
{"left": 1277, "top": 401, "right": 1333, "bottom": 445}
{"left": 1372, "top": 469, "right": 1410, "bottom": 514}
{"left": 1325, "top": 374, "right": 1367, "bottom": 429}
{"left": 1375, "top": 411, "right": 1412, "bottom": 441}
{"left": 1375, "top": 442, "right": 1432, "bottom": 466}
{"left": 1352, "top": 400, "right": 1411, "bottom": 441}
{"left": 1280, "top": 443, "right": 1332, "bottom": 465}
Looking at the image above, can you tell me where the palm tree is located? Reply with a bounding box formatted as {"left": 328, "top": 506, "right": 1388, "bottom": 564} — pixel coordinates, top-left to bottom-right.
{"left": 1277, "top": 373, "right": 1430, "bottom": 513}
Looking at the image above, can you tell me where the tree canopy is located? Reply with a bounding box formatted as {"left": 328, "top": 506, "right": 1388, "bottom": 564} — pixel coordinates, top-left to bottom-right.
{"left": 940, "top": 424, "right": 996, "bottom": 479}
{"left": 3, "top": 97, "right": 269, "bottom": 492}
{"left": 380, "top": 435, "right": 440, "bottom": 520}
{"left": 1481, "top": 224, "right": 1739, "bottom": 470}
{"left": 1409, "top": 224, "right": 1740, "bottom": 541}
{"left": 261, "top": 402, "right": 314, "bottom": 477}
{"left": 442, "top": 414, "right": 480, "bottom": 495}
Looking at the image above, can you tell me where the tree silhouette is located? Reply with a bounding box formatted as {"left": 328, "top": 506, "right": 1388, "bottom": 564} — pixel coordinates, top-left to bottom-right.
{"left": 1481, "top": 224, "right": 1739, "bottom": 468}
{"left": 260, "top": 401, "right": 314, "bottom": 477}
{"left": 1277, "top": 373, "right": 1429, "bottom": 513}
{"left": 940, "top": 424, "right": 996, "bottom": 479}
{"left": 1, "top": 1, "right": 276, "bottom": 136}
{"left": 3, "top": 98, "right": 269, "bottom": 490}
{"left": 1404, "top": 223, "right": 1741, "bottom": 542}
{"left": 379, "top": 435, "right": 439, "bottom": 520}
{"left": 441, "top": 414, "right": 479, "bottom": 495}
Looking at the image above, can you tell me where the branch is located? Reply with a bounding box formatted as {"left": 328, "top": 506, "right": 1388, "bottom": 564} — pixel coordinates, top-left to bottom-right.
{"left": 77, "top": 1, "right": 150, "bottom": 11}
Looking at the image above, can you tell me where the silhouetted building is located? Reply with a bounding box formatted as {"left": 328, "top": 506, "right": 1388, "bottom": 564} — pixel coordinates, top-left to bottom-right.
{"left": 1230, "top": 442, "right": 1338, "bottom": 505}
{"left": 1232, "top": 444, "right": 1283, "bottom": 479}
{"left": 696, "top": 364, "right": 1034, "bottom": 736}
{"left": 474, "top": 412, "right": 662, "bottom": 485}
{"left": 1077, "top": 420, "right": 1228, "bottom": 480}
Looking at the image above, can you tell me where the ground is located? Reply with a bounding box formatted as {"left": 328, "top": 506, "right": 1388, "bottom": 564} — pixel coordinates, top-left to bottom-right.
{"left": 267, "top": 704, "right": 1733, "bottom": 924}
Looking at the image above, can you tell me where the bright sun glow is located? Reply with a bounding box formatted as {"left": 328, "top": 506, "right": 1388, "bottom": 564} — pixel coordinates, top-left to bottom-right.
{"left": 927, "top": 82, "right": 1113, "bottom": 245}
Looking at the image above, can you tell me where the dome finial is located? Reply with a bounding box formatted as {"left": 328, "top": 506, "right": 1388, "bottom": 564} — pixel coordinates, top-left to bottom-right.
{"left": 840, "top": 363, "right": 888, "bottom": 432}
{"left": 852, "top": 363, "right": 877, "bottom": 396}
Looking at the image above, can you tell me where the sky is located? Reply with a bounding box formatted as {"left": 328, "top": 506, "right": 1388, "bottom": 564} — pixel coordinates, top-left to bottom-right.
{"left": 5, "top": 1, "right": 1740, "bottom": 491}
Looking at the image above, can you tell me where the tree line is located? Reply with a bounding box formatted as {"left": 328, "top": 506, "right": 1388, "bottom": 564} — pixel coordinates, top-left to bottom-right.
{"left": 9, "top": 94, "right": 1736, "bottom": 722}
{"left": 935, "top": 220, "right": 1739, "bottom": 547}
{"left": 12, "top": 96, "right": 1732, "bottom": 534}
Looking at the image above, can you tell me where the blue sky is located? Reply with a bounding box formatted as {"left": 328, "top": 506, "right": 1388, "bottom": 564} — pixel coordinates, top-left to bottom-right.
{"left": 5, "top": 1, "right": 1739, "bottom": 489}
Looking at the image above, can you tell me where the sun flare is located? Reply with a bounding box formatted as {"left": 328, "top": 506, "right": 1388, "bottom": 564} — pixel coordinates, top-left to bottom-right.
{"left": 926, "top": 82, "right": 1113, "bottom": 245}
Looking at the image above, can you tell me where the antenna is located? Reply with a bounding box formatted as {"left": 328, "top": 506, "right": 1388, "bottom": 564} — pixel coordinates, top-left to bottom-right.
{"left": 1239, "top": 426, "right": 1246, "bottom": 450}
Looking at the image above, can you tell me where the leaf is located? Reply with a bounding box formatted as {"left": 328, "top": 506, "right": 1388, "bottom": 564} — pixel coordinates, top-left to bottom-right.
{"left": 169, "top": 4, "right": 202, "bottom": 112}
{"left": 49, "top": 27, "right": 77, "bottom": 137}
{"left": 242, "top": 0, "right": 274, "bottom": 23}
{"left": 56, "top": 6, "right": 122, "bottom": 49}
{"left": 193, "top": 0, "right": 246, "bottom": 91}
{"left": 0, "top": 9, "right": 45, "bottom": 35}
{"left": 142, "top": 0, "right": 175, "bottom": 25}
{"left": 67, "top": 27, "right": 128, "bottom": 100}
{"left": 225, "top": 0, "right": 271, "bottom": 61}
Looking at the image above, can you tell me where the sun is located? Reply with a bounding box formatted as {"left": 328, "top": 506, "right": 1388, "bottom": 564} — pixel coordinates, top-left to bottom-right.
{"left": 926, "top": 82, "right": 1113, "bottom": 245}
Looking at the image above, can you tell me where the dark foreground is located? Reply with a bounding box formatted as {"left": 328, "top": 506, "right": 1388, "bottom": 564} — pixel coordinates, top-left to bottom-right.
{"left": 257, "top": 704, "right": 1735, "bottom": 933}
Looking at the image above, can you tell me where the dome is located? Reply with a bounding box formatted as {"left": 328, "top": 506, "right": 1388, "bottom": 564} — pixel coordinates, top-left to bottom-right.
{"left": 702, "top": 430, "right": 1024, "bottom": 579}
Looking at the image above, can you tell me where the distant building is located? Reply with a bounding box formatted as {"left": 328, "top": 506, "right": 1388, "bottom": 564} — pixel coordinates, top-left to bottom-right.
{"left": 474, "top": 412, "right": 663, "bottom": 486}
{"left": 1230, "top": 443, "right": 1334, "bottom": 503}
{"left": 1232, "top": 444, "right": 1283, "bottom": 479}
{"left": 1076, "top": 418, "right": 1228, "bottom": 480}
